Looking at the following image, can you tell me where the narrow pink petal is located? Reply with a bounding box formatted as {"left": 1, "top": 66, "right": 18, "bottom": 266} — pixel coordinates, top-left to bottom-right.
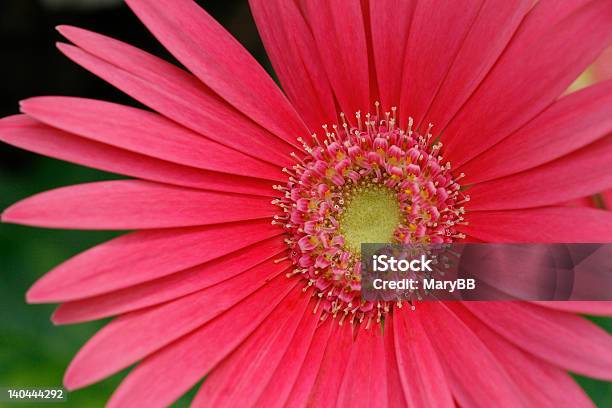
{"left": 20, "top": 97, "right": 283, "bottom": 181}
{"left": 449, "top": 303, "right": 593, "bottom": 407}
{"left": 2, "top": 180, "right": 274, "bottom": 230}
{"left": 418, "top": 302, "right": 526, "bottom": 406}
{"left": 399, "top": 0, "right": 484, "bottom": 128}
{"left": 460, "top": 207, "right": 612, "bottom": 242}
{"left": 369, "top": 0, "right": 416, "bottom": 110}
{"left": 464, "top": 302, "right": 612, "bottom": 380}
{"left": 124, "top": 0, "right": 307, "bottom": 145}
{"left": 306, "top": 322, "right": 354, "bottom": 407}
{"left": 26, "top": 220, "right": 280, "bottom": 302}
{"left": 302, "top": 0, "right": 370, "bottom": 116}
{"left": 282, "top": 319, "right": 336, "bottom": 408}
{"left": 461, "top": 80, "right": 612, "bottom": 183}
{"left": 105, "top": 277, "right": 299, "bottom": 408}
{"left": 64, "top": 263, "right": 292, "bottom": 390}
{"left": 393, "top": 310, "right": 453, "bottom": 408}
{"left": 56, "top": 31, "right": 295, "bottom": 165}
{"left": 382, "top": 315, "right": 408, "bottom": 408}
{"left": 249, "top": 0, "right": 337, "bottom": 131}
{"left": 192, "top": 292, "right": 313, "bottom": 407}
{"left": 52, "top": 237, "right": 286, "bottom": 324}
{"left": 420, "top": 1, "right": 531, "bottom": 130}
{"left": 255, "top": 305, "right": 324, "bottom": 408}
{"left": 0, "top": 115, "right": 274, "bottom": 196}
{"left": 444, "top": 0, "right": 612, "bottom": 167}
{"left": 337, "top": 327, "right": 388, "bottom": 408}
{"left": 468, "top": 135, "right": 612, "bottom": 210}
{"left": 533, "top": 301, "right": 612, "bottom": 316}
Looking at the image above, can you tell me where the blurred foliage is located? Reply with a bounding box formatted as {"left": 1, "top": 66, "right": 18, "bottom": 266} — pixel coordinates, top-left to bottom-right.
{"left": 0, "top": 0, "right": 610, "bottom": 406}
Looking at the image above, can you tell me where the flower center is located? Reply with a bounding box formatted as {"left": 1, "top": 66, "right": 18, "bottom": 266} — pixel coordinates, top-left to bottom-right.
{"left": 272, "top": 105, "right": 469, "bottom": 326}
{"left": 339, "top": 184, "right": 400, "bottom": 254}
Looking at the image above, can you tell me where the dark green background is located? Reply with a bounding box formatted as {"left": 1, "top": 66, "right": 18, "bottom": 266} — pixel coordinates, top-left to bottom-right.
{"left": 0, "top": 1, "right": 610, "bottom": 406}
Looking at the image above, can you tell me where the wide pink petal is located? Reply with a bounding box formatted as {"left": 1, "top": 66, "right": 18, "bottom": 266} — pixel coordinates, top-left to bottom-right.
{"left": 0, "top": 115, "right": 274, "bottom": 196}
{"left": 444, "top": 0, "right": 612, "bottom": 167}
{"left": 418, "top": 302, "right": 525, "bottom": 407}
{"left": 124, "top": 0, "right": 307, "bottom": 145}
{"left": 26, "top": 220, "right": 280, "bottom": 302}
{"left": 304, "top": 321, "right": 354, "bottom": 407}
{"left": 64, "top": 264, "right": 292, "bottom": 390}
{"left": 419, "top": 1, "right": 531, "bottom": 131}
{"left": 468, "top": 135, "right": 612, "bottom": 210}
{"left": 20, "top": 97, "right": 283, "bottom": 181}
{"left": 393, "top": 310, "right": 453, "bottom": 407}
{"left": 52, "top": 237, "right": 286, "bottom": 324}
{"left": 399, "top": 0, "right": 484, "bottom": 129}
{"left": 337, "top": 327, "right": 388, "bottom": 408}
{"left": 369, "top": 0, "right": 416, "bottom": 110}
{"left": 461, "top": 207, "right": 612, "bottom": 242}
{"left": 249, "top": 0, "right": 336, "bottom": 131}
{"left": 105, "top": 277, "right": 299, "bottom": 408}
{"left": 302, "top": 0, "right": 370, "bottom": 116}
{"left": 461, "top": 80, "right": 612, "bottom": 183}
{"left": 56, "top": 29, "right": 295, "bottom": 165}
{"left": 191, "top": 292, "right": 313, "bottom": 407}
{"left": 532, "top": 301, "right": 612, "bottom": 316}
{"left": 3, "top": 180, "right": 274, "bottom": 230}
{"left": 449, "top": 303, "right": 593, "bottom": 407}
{"left": 283, "top": 318, "right": 335, "bottom": 408}
{"left": 465, "top": 302, "right": 612, "bottom": 380}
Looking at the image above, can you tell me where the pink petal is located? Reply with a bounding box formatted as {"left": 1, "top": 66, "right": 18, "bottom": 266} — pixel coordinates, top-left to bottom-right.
{"left": 444, "top": 0, "right": 612, "bottom": 167}
{"left": 191, "top": 291, "right": 313, "bottom": 407}
{"left": 306, "top": 321, "right": 354, "bottom": 407}
{"left": 302, "top": 0, "right": 370, "bottom": 116}
{"left": 0, "top": 115, "right": 274, "bottom": 195}
{"left": 592, "top": 45, "right": 612, "bottom": 83}
{"left": 382, "top": 315, "right": 408, "bottom": 408}
{"left": 3, "top": 180, "right": 274, "bottom": 230}
{"left": 465, "top": 302, "right": 612, "bottom": 380}
{"left": 124, "top": 0, "right": 307, "bottom": 145}
{"left": 105, "top": 277, "right": 299, "bottom": 407}
{"left": 282, "top": 319, "right": 335, "bottom": 408}
{"left": 52, "top": 237, "right": 286, "bottom": 324}
{"left": 419, "top": 1, "right": 531, "bottom": 131}
{"left": 460, "top": 207, "right": 612, "bottom": 242}
{"left": 468, "top": 135, "right": 612, "bottom": 210}
{"left": 532, "top": 301, "right": 612, "bottom": 316}
{"left": 64, "top": 264, "right": 293, "bottom": 390}
{"left": 20, "top": 97, "right": 283, "bottom": 181}
{"left": 337, "top": 326, "right": 388, "bottom": 408}
{"left": 249, "top": 0, "right": 337, "bottom": 131}
{"left": 26, "top": 220, "right": 280, "bottom": 302}
{"left": 449, "top": 303, "right": 593, "bottom": 407}
{"left": 56, "top": 30, "right": 295, "bottom": 165}
{"left": 393, "top": 310, "right": 453, "bottom": 407}
{"left": 369, "top": 0, "right": 416, "bottom": 110}
{"left": 418, "top": 302, "right": 525, "bottom": 406}
{"left": 255, "top": 305, "right": 324, "bottom": 408}
{"left": 461, "top": 80, "right": 612, "bottom": 183}
{"left": 399, "top": 0, "right": 484, "bottom": 129}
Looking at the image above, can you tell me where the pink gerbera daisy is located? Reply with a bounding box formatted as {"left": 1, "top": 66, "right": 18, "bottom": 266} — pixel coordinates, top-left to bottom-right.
{"left": 2, "top": 0, "right": 612, "bottom": 406}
